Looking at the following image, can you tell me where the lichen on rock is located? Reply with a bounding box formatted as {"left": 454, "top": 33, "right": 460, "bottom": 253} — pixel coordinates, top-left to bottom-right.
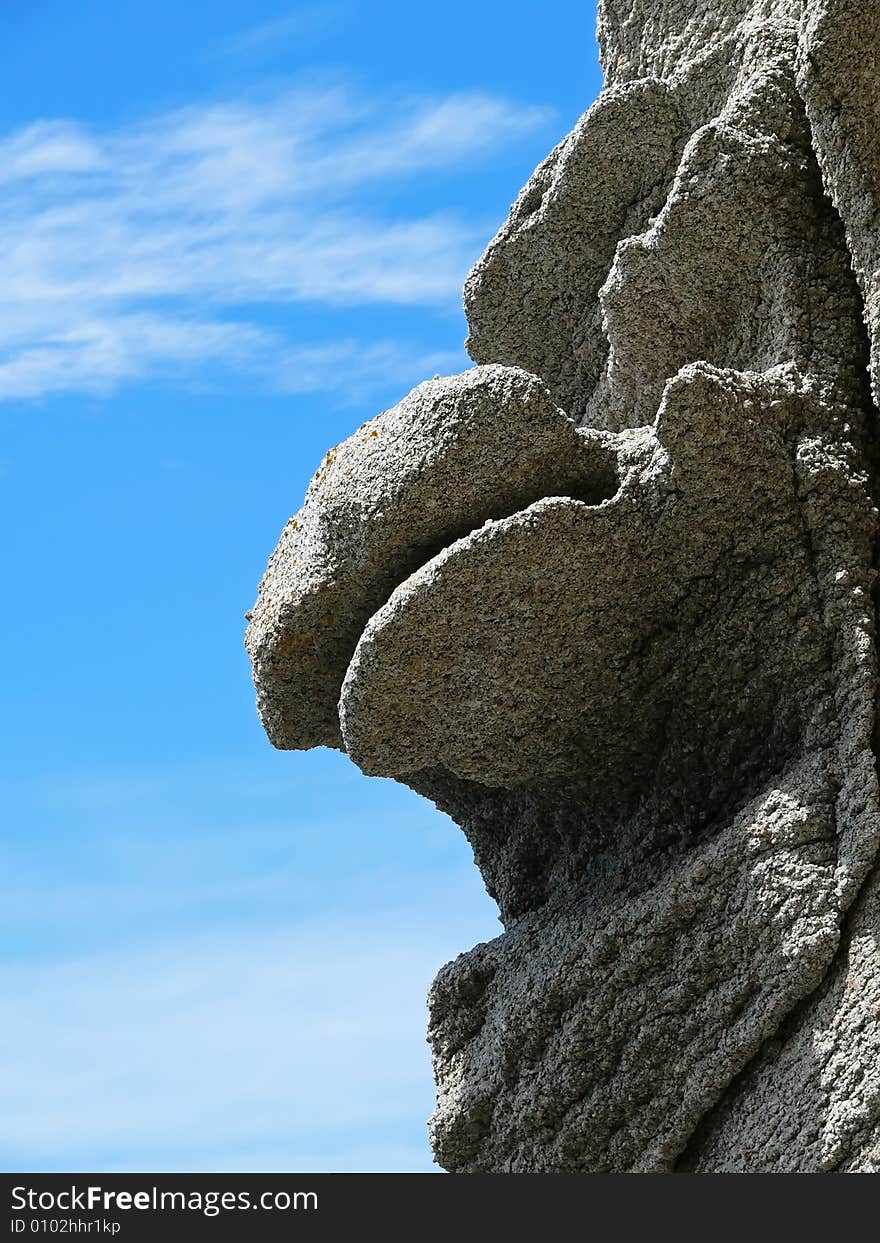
{"left": 247, "top": 0, "right": 880, "bottom": 1172}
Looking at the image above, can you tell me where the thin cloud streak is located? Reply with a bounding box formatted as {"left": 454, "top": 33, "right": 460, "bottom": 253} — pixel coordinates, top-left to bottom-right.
{"left": 276, "top": 339, "right": 468, "bottom": 402}
{"left": 0, "top": 912, "right": 484, "bottom": 1170}
{"left": 216, "top": 6, "right": 349, "bottom": 59}
{"left": 0, "top": 85, "right": 551, "bottom": 400}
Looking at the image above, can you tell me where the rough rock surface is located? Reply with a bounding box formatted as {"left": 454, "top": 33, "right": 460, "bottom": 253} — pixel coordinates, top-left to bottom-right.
{"left": 247, "top": 0, "right": 880, "bottom": 1172}
{"left": 246, "top": 366, "right": 617, "bottom": 752}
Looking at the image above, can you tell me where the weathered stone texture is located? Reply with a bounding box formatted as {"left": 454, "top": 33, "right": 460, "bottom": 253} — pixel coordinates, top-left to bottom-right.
{"left": 247, "top": 0, "right": 880, "bottom": 1172}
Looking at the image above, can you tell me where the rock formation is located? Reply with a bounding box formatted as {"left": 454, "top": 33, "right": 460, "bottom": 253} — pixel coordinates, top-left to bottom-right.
{"left": 246, "top": 0, "right": 880, "bottom": 1171}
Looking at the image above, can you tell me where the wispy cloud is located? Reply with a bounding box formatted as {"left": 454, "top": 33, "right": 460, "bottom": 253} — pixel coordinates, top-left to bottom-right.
{"left": 0, "top": 85, "right": 552, "bottom": 401}
{"left": 217, "top": 6, "right": 348, "bottom": 58}
{"left": 276, "top": 339, "right": 467, "bottom": 402}
{"left": 0, "top": 915, "right": 462, "bottom": 1171}
{"left": 0, "top": 752, "right": 498, "bottom": 1170}
{"left": 0, "top": 314, "right": 271, "bottom": 399}
{"left": 0, "top": 752, "right": 497, "bottom": 954}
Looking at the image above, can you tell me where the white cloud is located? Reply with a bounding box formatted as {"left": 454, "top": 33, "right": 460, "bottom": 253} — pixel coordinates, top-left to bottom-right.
{"left": 276, "top": 339, "right": 468, "bottom": 401}
{"left": 0, "top": 911, "right": 488, "bottom": 1171}
{"left": 217, "top": 6, "right": 348, "bottom": 59}
{"left": 0, "top": 763, "right": 499, "bottom": 1172}
{"left": 0, "top": 85, "right": 551, "bottom": 401}
{"left": 0, "top": 314, "right": 272, "bottom": 399}
{"left": 0, "top": 120, "right": 104, "bottom": 184}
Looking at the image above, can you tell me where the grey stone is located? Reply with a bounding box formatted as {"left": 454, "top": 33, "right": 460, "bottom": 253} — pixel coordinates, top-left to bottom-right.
{"left": 246, "top": 365, "right": 617, "bottom": 751}
{"left": 463, "top": 78, "right": 687, "bottom": 425}
{"left": 798, "top": 1, "right": 880, "bottom": 410}
{"left": 246, "top": 0, "right": 880, "bottom": 1172}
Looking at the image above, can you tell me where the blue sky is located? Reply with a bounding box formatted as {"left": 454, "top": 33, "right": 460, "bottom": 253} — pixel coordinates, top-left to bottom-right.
{"left": 0, "top": 1, "right": 602, "bottom": 1171}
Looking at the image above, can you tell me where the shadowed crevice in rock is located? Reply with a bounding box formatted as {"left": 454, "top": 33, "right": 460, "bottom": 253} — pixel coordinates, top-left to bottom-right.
{"left": 463, "top": 78, "right": 689, "bottom": 424}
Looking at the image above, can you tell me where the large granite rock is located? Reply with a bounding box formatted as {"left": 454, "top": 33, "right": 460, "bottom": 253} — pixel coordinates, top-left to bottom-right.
{"left": 247, "top": 0, "right": 880, "bottom": 1172}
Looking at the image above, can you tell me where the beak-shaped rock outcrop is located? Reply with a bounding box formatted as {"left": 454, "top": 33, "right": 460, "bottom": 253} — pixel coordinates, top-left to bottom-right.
{"left": 246, "top": 364, "right": 618, "bottom": 752}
